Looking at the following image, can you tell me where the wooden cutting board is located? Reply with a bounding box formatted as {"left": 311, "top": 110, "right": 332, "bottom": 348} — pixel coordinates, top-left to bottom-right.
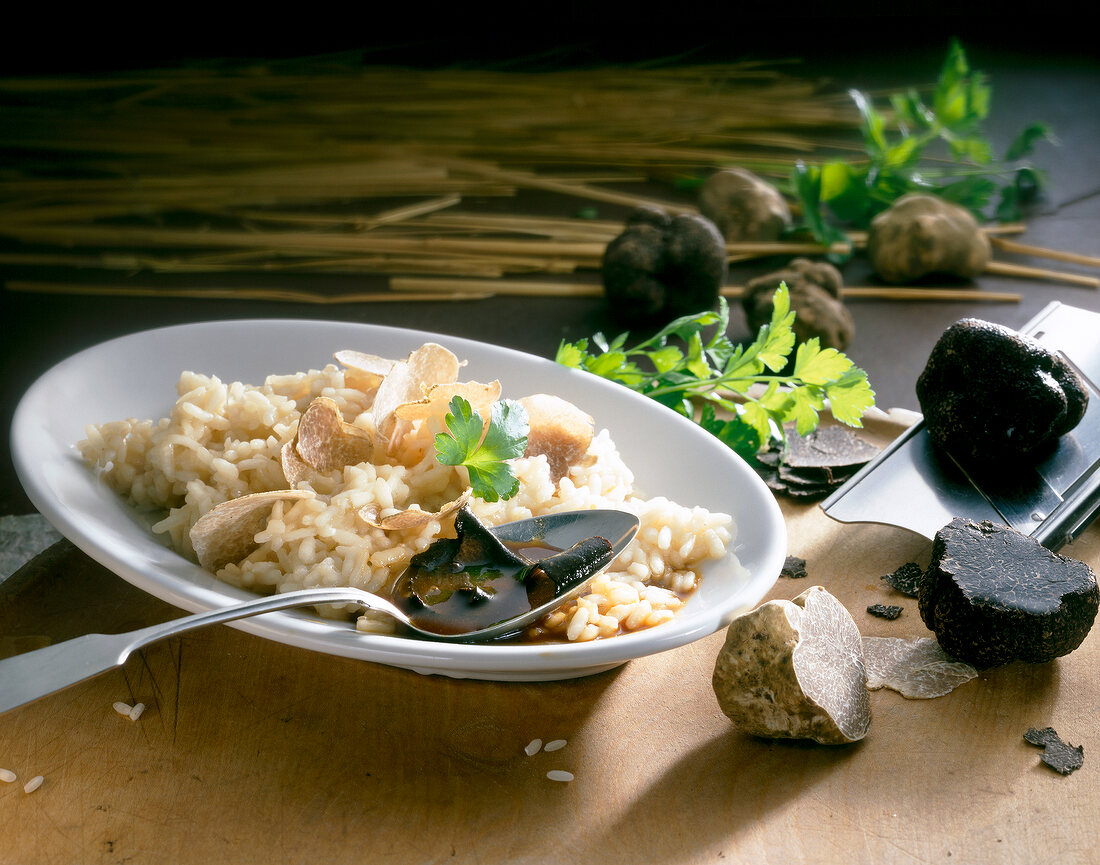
{"left": 2, "top": 417, "right": 1097, "bottom": 865}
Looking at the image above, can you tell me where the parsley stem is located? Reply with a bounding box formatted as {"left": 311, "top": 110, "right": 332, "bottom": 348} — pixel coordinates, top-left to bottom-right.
{"left": 645, "top": 374, "right": 805, "bottom": 399}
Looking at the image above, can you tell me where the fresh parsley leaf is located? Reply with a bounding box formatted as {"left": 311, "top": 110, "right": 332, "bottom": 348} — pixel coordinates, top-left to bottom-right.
{"left": 824, "top": 369, "right": 877, "bottom": 427}
{"left": 1004, "top": 122, "right": 1056, "bottom": 161}
{"left": 789, "top": 40, "right": 1053, "bottom": 243}
{"left": 698, "top": 404, "right": 761, "bottom": 463}
{"left": 434, "top": 396, "right": 529, "bottom": 502}
{"left": 793, "top": 339, "right": 855, "bottom": 386}
{"left": 556, "top": 284, "right": 876, "bottom": 458}
{"left": 554, "top": 339, "right": 588, "bottom": 369}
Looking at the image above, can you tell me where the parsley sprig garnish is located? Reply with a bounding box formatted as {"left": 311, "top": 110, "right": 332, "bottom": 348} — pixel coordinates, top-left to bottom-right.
{"left": 556, "top": 284, "right": 875, "bottom": 462}
{"left": 791, "top": 40, "right": 1054, "bottom": 253}
{"left": 434, "top": 395, "right": 529, "bottom": 502}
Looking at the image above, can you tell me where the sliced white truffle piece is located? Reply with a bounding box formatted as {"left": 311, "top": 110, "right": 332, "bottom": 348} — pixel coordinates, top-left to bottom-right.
{"left": 372, "top": 343, "right": 463, "bottom": 454}
{"left": 190, "top": 490, "right": 315, "bottom": 570}
{"left": 712, "top": 585, "right": 870, "bottom": 744}
{"left": 358, "top": 489, "right": 471, "bottom": 531}
{"left": 520, "top": 394, "right": 594, "bottom": 483}
{"left": 863, "top": 636, "right": 978, "bottom": 699}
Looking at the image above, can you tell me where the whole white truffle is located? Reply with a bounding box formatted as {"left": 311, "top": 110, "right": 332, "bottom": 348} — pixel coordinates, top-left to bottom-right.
{"left": 698, "top": 167, "right": 792, "bottom": 242}
{"left": 866, "top": 193, "right": 991, "bottom": 283}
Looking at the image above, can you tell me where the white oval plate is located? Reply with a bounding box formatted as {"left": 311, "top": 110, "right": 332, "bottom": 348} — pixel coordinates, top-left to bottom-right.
{"left": 12, "top": 320, "right": 786, "bottom": 681}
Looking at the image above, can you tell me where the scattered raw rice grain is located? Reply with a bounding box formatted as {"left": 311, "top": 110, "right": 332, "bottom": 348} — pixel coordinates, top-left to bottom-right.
{"left": 544, "top": 739, "right": 567, "bottom": 752}
{"left": 524, "top": 738, "right": 543, "bottom": 756}
{"left": 23, "top": 775, "right": 44, "bottom": 794}
{"left": 546, "top": 770, "right": 574, "bottom": 782}
{"left": 128, "top": 702, "right": 146, "bottom": 721}
{"left": 0, "top": 769, "right": 16, "bottom": 783}
{"left": 113, "top": 701, "right": 133, "bottom": 717}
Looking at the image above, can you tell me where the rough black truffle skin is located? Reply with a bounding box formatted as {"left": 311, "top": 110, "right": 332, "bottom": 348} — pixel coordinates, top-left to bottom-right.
{"left": 602, "top": 206, "right": 728, "bottom": 326}
{"left": 918, "top": 518, "right": 1099, "bottom": 667}
{"left": 915, "top": 318, "right": 1089, "bottom": 469}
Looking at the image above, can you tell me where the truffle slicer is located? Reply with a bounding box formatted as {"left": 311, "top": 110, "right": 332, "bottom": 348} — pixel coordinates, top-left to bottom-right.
{"left": 822, "top": 302, "right": 1100, "bottom": 550}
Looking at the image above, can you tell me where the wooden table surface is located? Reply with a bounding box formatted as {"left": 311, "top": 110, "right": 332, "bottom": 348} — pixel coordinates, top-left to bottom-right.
{"left": 2, "top": 413, "right": 1096, "bottom": 865}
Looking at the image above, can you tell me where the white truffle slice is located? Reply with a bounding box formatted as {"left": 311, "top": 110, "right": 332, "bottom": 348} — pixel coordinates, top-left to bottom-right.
{"left": 190, "top": 490, "right": 315, "bottom": 570}
{"left": 712, "top": 586, "right": 870, "bottom": 744}
{"left": 863, "top": 636, "right": 978, "bottom": 699}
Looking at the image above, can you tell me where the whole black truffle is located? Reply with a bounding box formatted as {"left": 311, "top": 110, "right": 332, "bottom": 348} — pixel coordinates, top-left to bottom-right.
{"left": 918, "top": 518, "right": 1099, "bottom": 667}
{"left": 601, "top": 206, "right": 727, "bottom": 326}
{"left": 916, "top": 318, "right": 1089, "bottom": 469}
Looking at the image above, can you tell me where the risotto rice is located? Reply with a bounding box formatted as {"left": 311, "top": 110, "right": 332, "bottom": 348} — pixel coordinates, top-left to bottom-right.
{"left": 78, "top": 348, "right": 734, "bottom": 642}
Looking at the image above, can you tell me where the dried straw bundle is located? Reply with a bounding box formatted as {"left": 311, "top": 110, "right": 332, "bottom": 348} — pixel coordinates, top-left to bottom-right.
{"left": 1, "top": 55, "right": 1091, "bottom": 297}
{"left": 0, "top": 55, "right": 861, "bottom": 291}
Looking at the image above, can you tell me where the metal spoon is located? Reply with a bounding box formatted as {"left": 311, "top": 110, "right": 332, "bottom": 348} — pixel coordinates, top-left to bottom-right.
{"left": 0, "top": 509, "right": 639, "bottom": 716}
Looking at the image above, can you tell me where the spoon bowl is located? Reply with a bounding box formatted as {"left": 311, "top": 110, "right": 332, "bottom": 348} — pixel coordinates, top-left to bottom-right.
{"left": 0, "top": 509, "right": 639, "bottom": 715}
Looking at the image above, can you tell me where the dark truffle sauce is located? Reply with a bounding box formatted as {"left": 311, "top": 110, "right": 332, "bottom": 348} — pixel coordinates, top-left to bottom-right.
{"left": 392, "top": 543, "right": 557, "bottom": 636}
{"left": 391, "top": 536, "right": 613, "bottom": 638}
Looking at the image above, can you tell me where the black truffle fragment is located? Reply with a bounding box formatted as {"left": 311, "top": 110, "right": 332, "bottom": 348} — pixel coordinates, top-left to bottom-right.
{"left": 1024, "top": 727, "right": 1084, "bottom": 776}
{"left": 881, "top": 562, "right": 923, "bottom": 598}
{"left": 918, "top": 518, "right": 1100, "bottom": 667}
{"left": 602, "top": 206, "right": 728, "bottom": 326}
{"left": 784, "top": 425, "right": 880, "bottom": 472}
{"left": 867, "top": 604, "right": 903, "bottom": 620}
{"left": 780, "top": 555, "right": 808, "bottom": 579}
{"left": 916, "top": 318, "right": 1089, "bottom": 469}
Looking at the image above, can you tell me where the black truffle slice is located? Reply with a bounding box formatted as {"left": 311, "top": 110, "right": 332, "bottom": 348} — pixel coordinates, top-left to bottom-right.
{"left": 1024, "top": 727, "right": 1085, "bottom": 775}
{"left": 918, "top": 518, "right": 1100, "bottom": 667}
{"left": 916, "top": 318, "right": 1089, "bottom": 469}
{"left": 867, "top": 604, "right": 903, "bottom": 620}
{"left": 882, "top": 562, "right": 923, "bottom": 598}
{"left": 755, "top": 425, "right": 879, "bottom": 500}
{"left": 783, "top": 425, "right": 880, "bottom": 470}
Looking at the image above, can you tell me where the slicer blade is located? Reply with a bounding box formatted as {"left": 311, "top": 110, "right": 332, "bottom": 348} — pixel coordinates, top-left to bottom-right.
{"left": 822, "top": 302, "right": 1100, "bottom": 550}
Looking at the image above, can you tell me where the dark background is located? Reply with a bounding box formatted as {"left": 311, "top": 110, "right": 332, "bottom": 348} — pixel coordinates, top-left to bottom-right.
{"left": 3, "top": 4, "right": 1095, "bottom": 74}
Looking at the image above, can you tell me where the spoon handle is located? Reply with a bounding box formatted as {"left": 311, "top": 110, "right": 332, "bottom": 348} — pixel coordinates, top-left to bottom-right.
{"left": 0, "top": 587, "right": 390, "bottom": 716}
